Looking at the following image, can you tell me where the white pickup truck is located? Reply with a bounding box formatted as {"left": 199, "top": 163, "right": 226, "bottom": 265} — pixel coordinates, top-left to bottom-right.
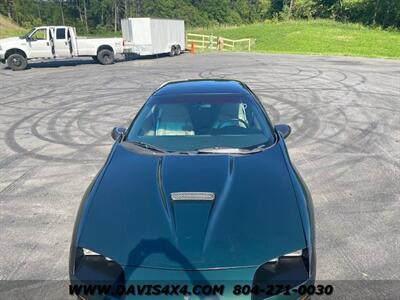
{"left": 0, "top": 26, "right": 124, "bottom": 70}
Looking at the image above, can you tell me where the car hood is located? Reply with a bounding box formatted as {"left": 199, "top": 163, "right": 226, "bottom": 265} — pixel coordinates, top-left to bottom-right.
{"left": 0, "top": 36, "right": 23, "bottom": 46}
{"left": 78, "top": 141, "right": 306, "bottom": 269}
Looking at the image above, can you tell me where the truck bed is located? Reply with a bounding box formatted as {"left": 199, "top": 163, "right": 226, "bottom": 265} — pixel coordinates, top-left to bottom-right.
{"left": 76, "top": 37, "right": 124, "bottom": 56}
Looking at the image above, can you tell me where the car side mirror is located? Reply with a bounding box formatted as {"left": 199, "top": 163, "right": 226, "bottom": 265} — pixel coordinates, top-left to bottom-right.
{"left": 274, "top": 124, "right": 291, "bottom": 139}
{"left": 111, "top": 127, "right": 126, "bottom": 141}
{"left": 26, "top": 36, "right": 31, "bottom": 42}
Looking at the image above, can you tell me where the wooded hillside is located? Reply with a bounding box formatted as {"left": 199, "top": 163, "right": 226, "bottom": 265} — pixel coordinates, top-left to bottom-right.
{"left": 1, "top": 0, "right": 399, "bottom": 35}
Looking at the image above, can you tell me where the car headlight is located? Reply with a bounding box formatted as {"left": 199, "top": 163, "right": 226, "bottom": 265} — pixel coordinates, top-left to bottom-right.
{"left": 82, "top": 247, "right": 99, "bottom": 256}
{"left": 82, "top": 247, "right": 112, "bottom": 261}
{"left": 72, "top": 247, "right": 124, "bottom": 285}
{"left": 252, "top": 248, "right": 310, "bottom": 297}
{"left": 268, "top": 249, "right": 303, "bottom": 263}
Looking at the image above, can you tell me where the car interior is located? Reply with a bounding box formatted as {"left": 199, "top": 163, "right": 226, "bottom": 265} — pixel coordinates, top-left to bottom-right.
{"left": 136, "top": 102, "right": 264, "bottom": 137}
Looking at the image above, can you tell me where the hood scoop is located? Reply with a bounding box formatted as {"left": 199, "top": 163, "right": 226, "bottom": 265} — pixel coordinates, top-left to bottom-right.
{"left": 171, "top": 192, "right": 215, "bottom": 201}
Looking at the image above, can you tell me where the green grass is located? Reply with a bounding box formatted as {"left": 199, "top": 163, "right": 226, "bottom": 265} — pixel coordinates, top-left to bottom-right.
{"left": 193, "top": 19, "right": 400, "bottom": 59}
{"left": 0, "top": 14, "right": 27, "bottom": 38}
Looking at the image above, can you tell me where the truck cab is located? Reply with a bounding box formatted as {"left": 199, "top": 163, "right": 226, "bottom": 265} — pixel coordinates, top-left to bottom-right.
{"left": 25, "top": 26, "right": 78, "bottom": 58}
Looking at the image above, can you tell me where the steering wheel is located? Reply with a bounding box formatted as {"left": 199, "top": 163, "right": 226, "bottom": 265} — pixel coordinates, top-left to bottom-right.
{"left": 217, "top": 118, "right": 248, "bottom": 129}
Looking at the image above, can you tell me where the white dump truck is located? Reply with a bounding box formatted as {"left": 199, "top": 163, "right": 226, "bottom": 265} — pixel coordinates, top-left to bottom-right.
{"left": 0, "top": 18, "right": 185, "bottom": 71}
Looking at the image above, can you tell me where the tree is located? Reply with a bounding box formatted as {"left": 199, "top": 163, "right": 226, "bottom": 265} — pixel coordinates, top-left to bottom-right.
{"left": 36, "top": 0, "right": 42, "bottom": 20}
{"left": 59, "top": 0, "right": 65, "bottom": 25}
{"left": 313, "top": 0, "right": 340, "bottom": 18}
{"left": 124, "top": 0, "right": 129, "bottom": 18}
{"left": 288, "top": 0, "right": 295, "bottom": 18}
{"left": 1, "top": 0, "right": 398, "bottom": 34}
{"left": 197, "top": 0, "right": 231, "bottom": 24}
{"left": 82, "top": 0, "right": 88, "bottom": 33}
{"left": 7, "top": 0, "right": 13, "bottom": 19}
{"left": 114, "top": 0, "right": 120, "bottom": 32}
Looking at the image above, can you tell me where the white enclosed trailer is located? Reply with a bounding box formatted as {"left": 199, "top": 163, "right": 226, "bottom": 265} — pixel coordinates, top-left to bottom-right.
{"left": 121, "top": 18, "right": 185, "bottom": 56}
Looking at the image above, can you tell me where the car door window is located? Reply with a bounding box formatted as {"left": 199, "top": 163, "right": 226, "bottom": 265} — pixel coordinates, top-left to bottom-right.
{"left": 31, "top": 29, "right": 47, "bottom": 41}
{"left": 56, "top": 28, "right": 66, "bottom": 40}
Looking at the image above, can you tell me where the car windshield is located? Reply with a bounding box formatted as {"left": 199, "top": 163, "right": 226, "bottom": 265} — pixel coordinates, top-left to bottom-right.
{"left": 20, "top": 28, "right": 36, "bottom": 39}
{"left": 125, "top": 94, "right": 275, "bottom": 153}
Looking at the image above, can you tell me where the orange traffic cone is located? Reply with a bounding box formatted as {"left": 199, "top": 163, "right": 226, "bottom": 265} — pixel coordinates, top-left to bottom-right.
{"left": 190, "top": 42, "right": 195, "bottom": 54}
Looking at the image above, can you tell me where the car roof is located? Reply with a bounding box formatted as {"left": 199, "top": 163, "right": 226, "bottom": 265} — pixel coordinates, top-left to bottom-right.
{"left": 152, "top": 79, "right": 251, "bottom": 96}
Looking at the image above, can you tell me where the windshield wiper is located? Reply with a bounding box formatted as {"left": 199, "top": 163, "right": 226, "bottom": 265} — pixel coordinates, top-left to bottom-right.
{"left": 245, "top": 143, "right": 268, "bottom": 153}
{"left": 129, "top": 141, "right": 166, "bottom": 153}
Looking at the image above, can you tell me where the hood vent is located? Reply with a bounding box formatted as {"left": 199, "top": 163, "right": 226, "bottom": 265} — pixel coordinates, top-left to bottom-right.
{"left": 171, "top": 192, "right": 215, "bottom": 201}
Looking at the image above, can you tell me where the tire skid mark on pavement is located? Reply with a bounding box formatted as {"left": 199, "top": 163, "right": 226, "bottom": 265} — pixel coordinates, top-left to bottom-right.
{"left": 0, "top": 165, "right": 40, "bottom": 196}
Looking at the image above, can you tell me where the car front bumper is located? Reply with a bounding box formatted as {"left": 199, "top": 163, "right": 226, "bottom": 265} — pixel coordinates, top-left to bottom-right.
{"left": 70, "top": 264, "right": 314, "bottom": 300}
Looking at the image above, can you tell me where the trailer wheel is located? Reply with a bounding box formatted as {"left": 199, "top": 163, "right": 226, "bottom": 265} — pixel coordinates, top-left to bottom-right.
{"left": 7, "top": 53, "right": 27, "bottom": 71}
{"left": 169, "top": 46, "right": 176, "bottom": 57}
{"left": 175, "top": 45, "right": 181, "bottom": 56}
{"left": 97, "top": 49, "right": 114, "bottom": 65}
{"left": 92, "top": 56, "right": 99, "bottom": 63}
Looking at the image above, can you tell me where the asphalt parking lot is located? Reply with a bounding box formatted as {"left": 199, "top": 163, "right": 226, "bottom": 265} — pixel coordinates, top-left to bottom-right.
{"left": 0, "top": 53, "right": 399, "bottom": 297}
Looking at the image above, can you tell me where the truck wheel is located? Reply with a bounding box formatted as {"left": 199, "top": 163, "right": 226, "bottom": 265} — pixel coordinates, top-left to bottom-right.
{"left": 175, "top": 45, "right": 181, "bottom": 56}
{"left": 97, "top": 49, "right": 114, "bottom": 65}
{"left": 92, "top": 56, "right": 99, "bottom": 63}
{"left": 7, "top": 54, "right": 27, "bottom": 71}
{"left": 169, "top": 46, "right": 176, "bottom": 57}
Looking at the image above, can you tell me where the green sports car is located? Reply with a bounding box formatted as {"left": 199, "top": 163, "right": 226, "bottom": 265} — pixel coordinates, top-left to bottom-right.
{"left": 69, "top": 79, "right": 316, "bottom": 299}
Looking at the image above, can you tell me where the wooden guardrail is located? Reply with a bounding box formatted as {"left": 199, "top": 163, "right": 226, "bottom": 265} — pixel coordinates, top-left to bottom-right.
{"left": 186, "top": 33, "right": 217, "bottom": 50}
{"left": 186, "top": 33, "right": 254, "bottom": 52}
{"left": 223, "top": 37, "right": 254, "bottom": 51}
